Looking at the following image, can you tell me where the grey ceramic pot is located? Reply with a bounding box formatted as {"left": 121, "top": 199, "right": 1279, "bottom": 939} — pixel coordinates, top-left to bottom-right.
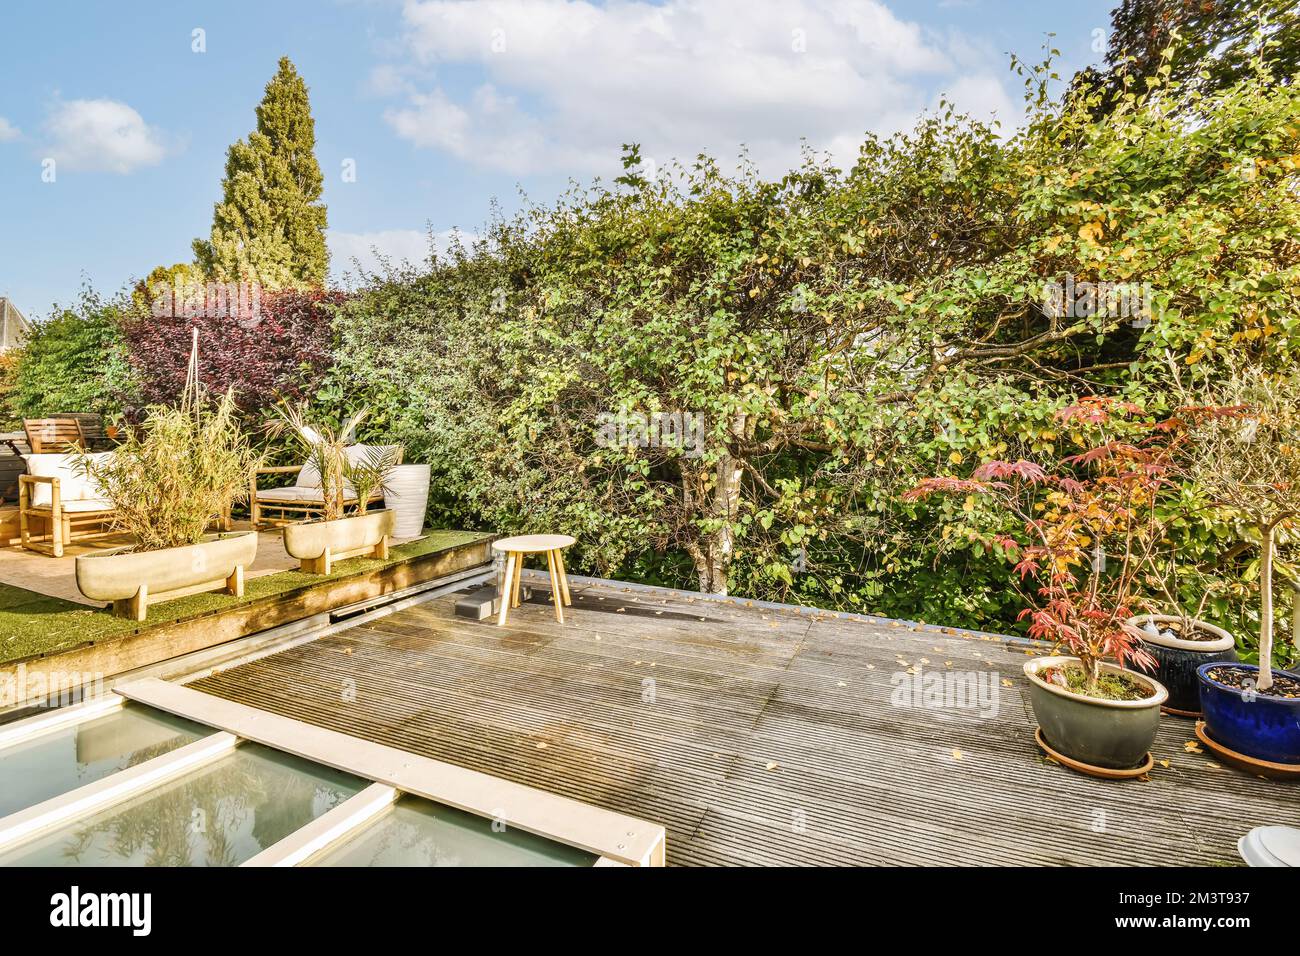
{"left": 1024, "top": 656, "right": 1168, "bottom": 769}
{"left": 1128, "top": 614, "right": 1237, "bottom": 716}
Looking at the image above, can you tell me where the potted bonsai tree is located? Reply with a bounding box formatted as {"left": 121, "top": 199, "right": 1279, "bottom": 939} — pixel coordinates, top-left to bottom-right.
{"left": 905, "top": 398, "right": 1168, "bottom": 773}
{"left": 272, "top": 403, "right": 400, "bottom": 574}
{"left": 1125, "top": 581, "right": 1237, "bottom": 718}
{"left": 1182, "top": 368, "right": 1300, "bottom": 767}
{"left": 73, "top": 337, "right": 261, "bottom": 620}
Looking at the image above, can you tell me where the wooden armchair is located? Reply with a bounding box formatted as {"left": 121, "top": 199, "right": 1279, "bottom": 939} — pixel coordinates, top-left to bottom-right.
{"left": 249, "top": 445, "right": 405, "bottom": 528}
{"left": 19, "top": 453, "right": 117, "bottom": 556}
{"left": 23, "top": 415, "right": 116, "bottom": 454}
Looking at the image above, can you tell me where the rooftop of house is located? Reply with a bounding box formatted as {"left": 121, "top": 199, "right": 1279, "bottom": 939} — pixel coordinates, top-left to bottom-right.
{"left": 0, "top": 299, "right": 30, "bottom": 353}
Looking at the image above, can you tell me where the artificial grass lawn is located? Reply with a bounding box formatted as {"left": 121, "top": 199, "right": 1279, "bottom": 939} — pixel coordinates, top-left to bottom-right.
{"left": 0, "top": 530, "right": 491, "bottom": 666}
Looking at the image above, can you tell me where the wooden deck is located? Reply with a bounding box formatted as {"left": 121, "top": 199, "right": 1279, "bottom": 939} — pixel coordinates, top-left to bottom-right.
{"left": 189, "top": 576, "right": 1295, "bottom": 866}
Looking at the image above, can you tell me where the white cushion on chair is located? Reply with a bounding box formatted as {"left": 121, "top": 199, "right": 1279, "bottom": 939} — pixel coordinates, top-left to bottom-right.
{"left": 56, "top": 498, "right": 115, "bottom": 513}
{"left": 292, "top": 445, "right": 399, "bottom": 495}
{"left": 23, "top": 452, "right": 116, "bottom": 506}
{"left": 345, "top": 444, "right": 402, "bottom": 467}
{"left": 296, "top": 460, "right": 322, "bottom": 489}
{"left": 81, "top": 451, "right": 114, "bottom": 500}
{"left": 23, "top": 454, "right": 84, "bottom": 506}
{"left": 258, "top": 485, "right": 324, "bottom": 503}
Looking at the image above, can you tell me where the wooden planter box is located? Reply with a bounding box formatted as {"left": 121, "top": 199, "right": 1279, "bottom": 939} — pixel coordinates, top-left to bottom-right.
{"left": 75, "top": 531, "right": 258, "bottom": 621}
{"left": 283, "top": 510, "right": 395, "bottom": 575}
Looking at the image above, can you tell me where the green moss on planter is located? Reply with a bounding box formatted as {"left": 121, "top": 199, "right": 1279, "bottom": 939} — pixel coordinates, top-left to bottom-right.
{"left": 0, "top": 529, "right": 492, "bottom": 665}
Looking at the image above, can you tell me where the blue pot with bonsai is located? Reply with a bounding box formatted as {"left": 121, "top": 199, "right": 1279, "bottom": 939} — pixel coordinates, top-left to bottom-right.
{"left": 1184, "top": 372, "right": 1300, "bottom": 768}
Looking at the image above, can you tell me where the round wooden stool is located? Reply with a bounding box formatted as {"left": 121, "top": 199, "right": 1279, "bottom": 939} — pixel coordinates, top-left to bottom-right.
{"left": 492, "top": 534, "right": 575, "bottom": 626}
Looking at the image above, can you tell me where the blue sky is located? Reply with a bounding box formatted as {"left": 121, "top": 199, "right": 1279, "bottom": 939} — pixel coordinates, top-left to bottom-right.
{"left": 0, "top": 0, "right": 1113, "bottom": 320}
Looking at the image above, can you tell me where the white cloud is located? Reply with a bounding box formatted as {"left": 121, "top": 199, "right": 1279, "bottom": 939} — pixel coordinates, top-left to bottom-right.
{"left": 933, "top": 74, "right": 1019, "bottom": 128}
{"left": 0, "top": 117, "right": 20, "bottom": 142}
{"left": 42, "top": 98, "right": 168, "bottom": 173}
{"left": 378, "top": 0, "right": 1017, "bottom": 176}
{"left": 327, "top": 227, "right": 473, "bottom": 282}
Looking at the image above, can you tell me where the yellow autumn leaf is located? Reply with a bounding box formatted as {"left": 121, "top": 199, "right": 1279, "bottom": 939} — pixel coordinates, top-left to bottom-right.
{"left": 1078, "top": 220, "right": 1104, "bottom": 243}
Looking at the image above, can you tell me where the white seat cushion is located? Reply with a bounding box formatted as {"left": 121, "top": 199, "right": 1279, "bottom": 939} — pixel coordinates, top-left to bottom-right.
{"left": 258, "top": 484, "right": 371, "bottom": 504}
{"left": 257, "top": 485, "right": 326, "bottom": 503}
{"left": 27, "top": 497, "right": 114, "bottom": 514}
{"left": 23, "top": 454, "right": 87, "bottom": 506}
{"left": 60, "top": 498, "right": 115, "bottom": 513}
{"left": 23, "top": 452, "right": 116, "bottom": 506}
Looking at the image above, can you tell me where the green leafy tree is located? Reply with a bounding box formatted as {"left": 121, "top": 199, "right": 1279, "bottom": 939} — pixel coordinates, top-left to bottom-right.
{"left": 1074, "top": 0, "right": 1298, "bottom": 110}
{"left": 131, "top": 262, "right": 202, "bottom": 313}
{"left": 5, "top": 288, "right": 135, "bottom": 423}
{"left": 193, "top": 57, "right": 328, "bottom": 289}
{"left": 316, "top": 53, "right": 1299, "bottom": 655}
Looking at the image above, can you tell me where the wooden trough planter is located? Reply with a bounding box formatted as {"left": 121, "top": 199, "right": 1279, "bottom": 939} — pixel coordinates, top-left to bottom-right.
{"left": 283, "top": 509, "right": 395, "bottom": 575}
{"left": 3, "top": 532, "right": 495, "bottom": 712}
{"left": 75, "top": 531, "right": 258, "bottom": 621}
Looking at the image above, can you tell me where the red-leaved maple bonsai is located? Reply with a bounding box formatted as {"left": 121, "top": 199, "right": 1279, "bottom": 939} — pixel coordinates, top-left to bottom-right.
{"left": 904, "top": 397, "right": 1173, "bottom": 697}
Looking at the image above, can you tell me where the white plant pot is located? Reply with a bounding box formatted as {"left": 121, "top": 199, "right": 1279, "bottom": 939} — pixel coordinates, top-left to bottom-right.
{"left": 385, "top": 464, "right": 431, "bottom": 538}
{"left": 282, "top": 508, "right": 396, "bottom": 575}
{"left": 75, "top": 531, "right": 258, "bottom": 621}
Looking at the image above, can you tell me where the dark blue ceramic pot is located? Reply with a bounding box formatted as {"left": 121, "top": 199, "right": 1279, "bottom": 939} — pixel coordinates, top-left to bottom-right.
{"left": 1198, "top": 662, "right": 1300, "bottom": 765}
{"left": 1129, "top": 616, "right": 1237, "bottom": 716}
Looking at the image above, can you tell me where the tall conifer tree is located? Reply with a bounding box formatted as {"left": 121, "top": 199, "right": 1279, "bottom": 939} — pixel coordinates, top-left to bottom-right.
{"left": 194, "top": 57, "right": 328, "bottom": 288}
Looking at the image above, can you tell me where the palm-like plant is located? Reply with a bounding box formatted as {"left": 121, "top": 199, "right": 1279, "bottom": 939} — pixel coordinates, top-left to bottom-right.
{"left": 270, "top": 403, "right": 395, "bottom": 520}
{"left": 345, "top": 444, "right": 400, "bottom": 515}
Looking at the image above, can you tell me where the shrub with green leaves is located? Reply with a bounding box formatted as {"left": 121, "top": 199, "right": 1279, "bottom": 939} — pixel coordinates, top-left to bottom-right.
{"left": 79, "top": 378, "right": 260, "bottom": 553}
{"left": 5, "top": 288, "right": 134, "bottom": 424}
{"left": 319, "top": 54, "right": 1298, "bottom": 643}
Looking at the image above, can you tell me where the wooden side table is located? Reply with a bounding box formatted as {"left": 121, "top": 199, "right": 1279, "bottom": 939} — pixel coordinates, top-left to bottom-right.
{"left": 492, "top": 534, "right": 575, "bottom": 625}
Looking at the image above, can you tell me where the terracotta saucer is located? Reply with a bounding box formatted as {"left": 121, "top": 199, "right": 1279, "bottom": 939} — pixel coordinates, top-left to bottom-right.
{"left": 1194, "top": 721, "right": 1300, "bottom": 781}
{"left": 1034, "top": 727, "right": 1153, "bottom": 780}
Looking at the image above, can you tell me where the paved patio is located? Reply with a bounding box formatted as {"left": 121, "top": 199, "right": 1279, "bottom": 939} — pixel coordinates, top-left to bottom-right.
{"left": 188, "top": 575, "right": 1297, "bottom": 866}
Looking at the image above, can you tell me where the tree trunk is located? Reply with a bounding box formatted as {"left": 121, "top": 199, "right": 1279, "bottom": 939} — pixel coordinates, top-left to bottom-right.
{"left": 679, "top": 412, "right": 748, "bottom": 595}
{"left": 1259, "top": 524, "right": 1275, "bottom": 692}
{"left": 689, "top": 450, "right": 742, "bottom": 594}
